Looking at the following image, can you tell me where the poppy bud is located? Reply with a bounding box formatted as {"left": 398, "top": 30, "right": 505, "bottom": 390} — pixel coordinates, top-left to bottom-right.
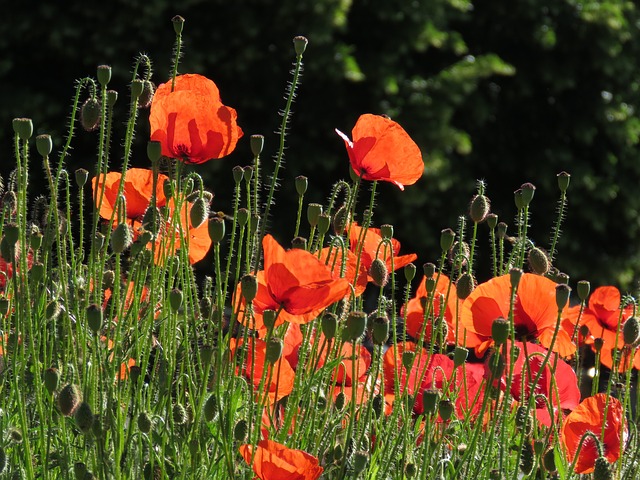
{"left": 624, "top": 317, "right": 640, "bottom": 345}
{"left": 172, "top": 15, "right": 185, "bottom": 35}
{"left": 74, "top": 401, "right": 94, "bottom": 434}
{"left": 533, "top": 439, "right": 544, "bottom": 456}
{"left": 162, "top": 179, "right": 173, "bottom": 200}
{"left": 43, "top": 367, "right": 60, "bottom": 395}
{"left": 404, "top": 263, "right": 416, "bottom": 282}
{"left": 172, "top": 403, "right": 187, "bottom": 425}
{"left": 519, "top": 441, "right": 534, "bottom": 475}
{"left": 46, "top": 300, "right": 61, "bottom": 321}
{"left": 528, "top": 247, "right": 550, "bottom": 275}
{"left": 138, "top": 80, "right": 155, "bottom": 109}
{"left": 469, "top": 194, "right": 490, "bottom": 223}
{"left": 234, "top": 419, "right": 248, "bottom": 442}
{"left": 332, "top": 204, "right": 349, "bottom": 234}
{"left": 106, "top": 89, "right": 118, "bottom": 107}
{"left": 402, "top": 351, "right": 415, "bottom": 370}
{"left": 263, "top": 309, "right": 277, "bottom": 331}
{"left": 208, "top": 217, "right": 225, "bottom": 244}
{"left": 86, "top": 304, "right": 103, "bottom": 334}
{"left": 169, "top": 288, "right": 183, "bottom": 312}
{"left": 265, "top": 337, "right": 283, "bottom": 364}
{"left": 577, "top": 280, "right": 590, "bottom": 302}
{"left": 593, "top": 456, "right": 612, "bottom": 480}
{"left": 404, "top": 463, "right": 417, "bottom": 478}
{"left": 307, "top": 203, "right": 323, "bottom": 227}
{"left": 555, "top": 284, "right": 571, "bottom": 310}
{"left": 131, "top": 79, "right": 144, "bottom": 99}
{"left": 97, "top": 65, "right": 111, "bottom": 87}
{"left": 456, "top": 273, "right": 475, "bottom": 300}
{"left": 250, "top": 134, "right": 264, "bottom": 156}
{"left": 345, "top": 311, "right": 367, "bottom": 342}
{"left": 12, "top": 117, "right": 33, "bottom": 140}
{"left": 137, "top": 411, "right": 152, "bottom": 434}
{"left": 452, "top": 346, "right": 468, "bottom": 367}
{"left": 291, "top": 236, "right": 307, "bottom": 250}
{"left": 370, "top": 258, "right": 389, "bottom": 287}
{"left": 422, "top": 389, "right": 440, "bottom": 415}
{"left": 321, "top": 312, "right": 338, "bottom": 340}
{"left": 371, "top": 315, "right": 389, "bottom": 345}
{"left": 36, "top": 134, "right": 53, "bottom": 157}
{"left": 438, "top": 399, "right": 454, "bottom": 421}
{"left": 111, "top": 223, "right": 133, "bottom": 253}
{"left": 371, "top": 394, "right": 383, "bottom": 418}
{"left": 380, "top": 224, "right": 394, "bottom": 240}
{"left": 497, "top": 222, "right": 508, "bottom": 239}
{"left": 203, "top": 394, "right": 218, "bottom": 422}
{"left": 8, "top": 428, "right": 22, "bottom": 444}
{"left": 491, "top": 318, "right": 510, "bottom": 345}
{"left": 74, "top": 463, "right": 88, "bottom": 479}
{"left": 317, "top": 213, "right": 331, "bottom": 235}
{"left": 241, "top": 274, "right": 258, "bottom": 303}
{"left": 80, "top": 97, "right": 101, "bottom": 132}
{"left": 542, "top": 448, "right": 556, "bottom": 473}
{"left": 353, "top": 451, "right": 369, "bottom": 474}
{"left": 557, "top": 171, "right": 570, "bottom": 193}
{"left": 293, "top": 35, "right": 308, "bottom": 56}
{"left": 295, "top": 175, "right": 308, "bottom": 196}
{"left": 486, "top": 213, "right": 498, "bottom": 230}
{"left": 509, "top": 268, "right": 523, "bottom": 289}
{"left": 515, "top": 405, "right": 531, "bottom": 432}
{"left": 190, "top": 197, "right": 209, "bottom": 228}
{"left": 579, "top": 324, "right": 590, "bottom": 338}
{"left": 440, "top": 228, "right": 455, "bottom": 252}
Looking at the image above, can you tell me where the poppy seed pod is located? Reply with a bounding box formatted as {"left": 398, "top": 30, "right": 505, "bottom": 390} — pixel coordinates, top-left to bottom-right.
{"left": 469, "top": 194, "right": 490, "bottom": 223}
{"left": 317, "top": 213, "right": 331, "bottom": 235}
{"left": 452, "top": 346, "right": 468, "bottom": 367}
{"left": 147, "top": 140, "right": 162, "bottom": 163}
{"left": 401, "top": 350, "right": 415, "bottom": 371}
{"left": 295, "top": 175, "right": 308, "bottom": 196}
{"left": 86, "top": 304, "right": 103, "bottom": 334}
{"left": 520, "top": 183, "right": 536, "bottom": 206}
{"left": 291, "top": 236, "right": 307, "bottom": 250}
{"left": 75, "top": 168, "right": 89, "bottom": 188}
{"left": 262, "top": 309, "right": 277, "bottom": 331}
{"left": 345, "top": 311, "right": 367, "bottom": 341}
{"left": 380, "top": 224, "right": 394, "bottom": 240}
{"left": 404, "top": 263, "right": 416, "bottom": 282}
{"left": 137, "top": 412, "right": 152, "bottom": 434}
{"left": 422, "top": 389, "right": 440, "bottom": 415}
{"left": 237, "top": 208, "right": 249, "bottom": 227}
{"left": 97, "top": 64, "right": 111, "bottom": 87}
{"left": 353, "top": 451, "right": 369, "bottom": 474}
{"left": 307, "top": 203, "right": 323, "bottom": 227}
{"left": 456, "top": 273, "right": 475, "bottom": 300}
{"left": 371, "top": 315, "right": 390, "bottom": 345}
{"left": 43, "top": 367, "right": 60, "bottom": 395}
{"left": 232, "top": 165, "right": 244, "bottom": 184}
{"left": 58, "top": 384, "right": 82, "bottom": 416}
{"left": 577, "top": 280, "right": 591, "bottom": 302}
{"left": 423, "top": 262, "right": 436, "bottom": 278}
{"left": 293, "top": 35, "right": 308, "bottom": 56}
{"left": 169, "top": 288, "right": 183, "bottom": 312}
{"left": 594, "top": 337, "right": 605, "bottom": 352}
{"left": 130, "top": 79, "right": 144, "bottom": 99}
{"left": 497, "top": 222, "right": 508, "bottom": 239}
{"left": 12, "top": 117, "right": 33, "bottom": 140}
{"left": 370, "top": 258, "right": 389, "bottom": 287}
{"left": 557, "top": 171, "right": 571, "bottom": 193}
{"left": 250, "top": 134, "right": 264, "bottom": 156}
{"left": 36, "top": 134, "right": 52, "bottom": 157}
{"left": 509, "top": 268, "right": 523, "bottom": 289}
{"left": 438, "top": 399, "right": 454, "bottom": 422}
{"left": 106, "top": 89, "right": 118, "bottom": 107}
{"left": 486, "top": 213, "right": 498, "bottom": 230}
{"left": 528, "top": 247, "right": 550, "bottom": 275}
{"left": 80, "top": 97, "right": 101, "bottom": 132}
{"left": 623, "top": 317, "right": 640, "bottom": 346}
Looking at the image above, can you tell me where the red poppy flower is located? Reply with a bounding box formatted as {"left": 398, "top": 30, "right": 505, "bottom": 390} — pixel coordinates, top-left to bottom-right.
{"left": 239, "top": 439, "right": 323, "bottom": 480}
{"left": 563, "top": 286, "right": 635, "bottom": 371}
{"left": 313, "top": 333, "right": 371, "bottom": 386}
{"left": 460, "top": 273, "right": 575, "bottom": 358}
{"left": 92, "top": 169, "right": 212, "bottom": 264}
{"left": 320, "top": 245, "right": 368, "bottom": 297}
{"left": 230, "top": 338, "right": 295, "bottom": 404}
{"left": 235, "top": 235, "right": 350, "bottom": 334}
{"left": 561, "top": 393, "right": 627, "bottom": 474}
{"left": 348, "top": 223, "right": 417, "bottom": 286}
{"left": 502, "top": 342, "right": 580, "bottom": 427}
{"left": 149, "top": 74, "right": 243, "bottom": 163}
{"left": 0, "top": 248, "right": 33, "bottom": 290}
{"left": 336, "top": 114, "right": 423, "bottom": 189}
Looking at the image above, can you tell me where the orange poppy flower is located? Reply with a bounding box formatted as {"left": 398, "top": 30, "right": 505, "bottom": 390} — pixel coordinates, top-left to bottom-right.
{"left": 348, "top": 223, "right": 417, "bottom": 286}
{"left": 563, "top": 286, "right": 635, "bottom": 371}
{"left": 235, "top": 235, "right": 350, "bottom": 333}
{"left": 230, "top": 338, "right": 295, "bottom": 405}
{"left": 561, "top": 393, "right": 627, "bottom": 474}
{"left": 313, "top": 333, "right": 371, "bottom": 386}
{"left": 239, "top": 439, "right": 323, "bottom": 480}
{"left": 336, "top": 113, "right": 423, "bottom": 189}
{"left": 460, "top": 273, "right": 575, "bottom": 358}
{"left": 149, "top": 74, "right": 243, "bottom": 164}
{"left": 320, "top": 245, "right": 368, "bottom": 297}
{"left": 92, "top": 169, "right": 212, "bottom": 264}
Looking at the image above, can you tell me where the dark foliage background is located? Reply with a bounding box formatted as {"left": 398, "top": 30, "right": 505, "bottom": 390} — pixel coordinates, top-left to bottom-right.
{"left": 3, "top": 0, "right": 640, "bottom": 290}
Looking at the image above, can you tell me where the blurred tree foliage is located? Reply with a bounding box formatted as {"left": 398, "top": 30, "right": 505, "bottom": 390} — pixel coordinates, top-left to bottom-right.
{"left": 2, "top": 0, "right": 640, "bottom": 289}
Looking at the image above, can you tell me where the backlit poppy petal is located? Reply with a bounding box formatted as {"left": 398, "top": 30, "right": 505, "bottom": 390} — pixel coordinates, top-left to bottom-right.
{"left": 239, "top": 439, "right": 323, "bottom": 480}
{"left": 337, "top": 114, "right": 423, "bottom": 189}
